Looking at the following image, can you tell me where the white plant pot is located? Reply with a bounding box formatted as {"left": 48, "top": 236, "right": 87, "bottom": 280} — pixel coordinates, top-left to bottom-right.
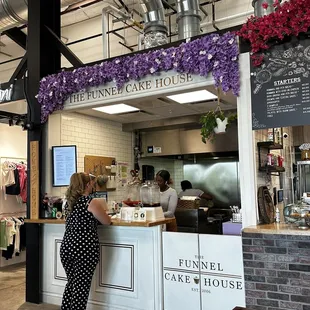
{"left": 214, "top": 117, "right": 228, "bottom": 134}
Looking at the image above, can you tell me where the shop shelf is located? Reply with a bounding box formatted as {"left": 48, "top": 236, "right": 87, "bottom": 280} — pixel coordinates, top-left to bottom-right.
{"left": 257, "top": 141, "right": 283, "bottom": 150}
{"left": 259, "top": 166, "right": 285, "bottom": 173}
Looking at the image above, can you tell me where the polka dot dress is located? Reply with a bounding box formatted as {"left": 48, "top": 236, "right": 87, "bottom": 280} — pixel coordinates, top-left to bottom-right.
{"left": 60, "top": 196, "right": 100, "bottom": 310}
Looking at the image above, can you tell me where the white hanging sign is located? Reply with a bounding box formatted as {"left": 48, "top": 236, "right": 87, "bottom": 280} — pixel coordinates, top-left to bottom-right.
{"left": 63, "top": 71, "right": 212, "bottom": 111}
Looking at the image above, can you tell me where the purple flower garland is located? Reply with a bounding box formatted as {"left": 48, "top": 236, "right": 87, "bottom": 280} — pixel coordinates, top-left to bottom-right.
{"left": 37, "top": 32, "right": 240, "bottom": 123}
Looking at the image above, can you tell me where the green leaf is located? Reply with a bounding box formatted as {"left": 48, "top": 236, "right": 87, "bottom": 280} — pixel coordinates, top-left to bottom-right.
{"left": 200, "top": 110, "right": 237, "bottom": 143}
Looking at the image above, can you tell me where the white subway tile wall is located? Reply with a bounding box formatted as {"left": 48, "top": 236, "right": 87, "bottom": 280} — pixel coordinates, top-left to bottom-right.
{"left": 60, "top": 112, "right": 133, "bottom": 202}
{"left": 139, "top": 157, "right": 184, "bottom": 194}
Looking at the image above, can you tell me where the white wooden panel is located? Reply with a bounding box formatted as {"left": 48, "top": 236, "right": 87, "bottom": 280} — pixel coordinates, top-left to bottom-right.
{"left": 162, "top": 232, "right": 246, "bottom": 310}
{"left": 199, "top": 235, "right": 246, "bottom": 310}
{"left": 163, "top": 232, "right": 200, "bottom": 310}
{"left": 42, "top": 224, "right": 163, "bottom": 310}
{"left": 54, "top": 239, "right": 66, "bottom": 280}
{"left": 98, "top": 243, "right": 134, "bottom": 291}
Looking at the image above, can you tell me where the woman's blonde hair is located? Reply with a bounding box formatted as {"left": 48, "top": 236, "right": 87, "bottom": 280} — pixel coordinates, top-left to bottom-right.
{"left": 65, "top": 172, "right": 96, "bottom": 212}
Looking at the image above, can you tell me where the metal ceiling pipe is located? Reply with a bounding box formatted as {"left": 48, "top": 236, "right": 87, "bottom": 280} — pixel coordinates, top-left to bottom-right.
{"left": 252, "top": 0, "right": 275, "bottom": 17}
{"left": 102, "top": 4, "right": 132, "bottom": 59}
{"left": 176, "top": 0, "right": 201, "bottom": 40}
{"left": 0, "top": 0, "right": 82, "bottom": 33}
{"left": 140, "top": 0, "right": 168, "bottom": 49}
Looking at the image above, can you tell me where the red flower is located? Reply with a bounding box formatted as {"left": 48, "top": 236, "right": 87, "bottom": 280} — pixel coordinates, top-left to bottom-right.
{"left": 237, "top": 0, "right": 310, "bottom": 66}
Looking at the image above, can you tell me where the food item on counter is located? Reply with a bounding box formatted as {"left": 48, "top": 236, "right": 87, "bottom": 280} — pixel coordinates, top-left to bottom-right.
{"left": 290, "top": 213, "right": 300, "bottom": 218}
{"left": 122, "top": 198, "right": 140, "bottom": 207}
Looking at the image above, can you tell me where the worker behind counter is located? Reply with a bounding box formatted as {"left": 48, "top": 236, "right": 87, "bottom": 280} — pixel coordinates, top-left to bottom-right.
{"left": 178, "top": 180, "right": 213, "bottom": 207}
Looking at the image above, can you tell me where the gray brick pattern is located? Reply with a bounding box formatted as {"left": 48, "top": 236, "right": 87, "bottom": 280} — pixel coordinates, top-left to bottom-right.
{"left": 243, "top": 232, "right": 310, "bottom": 310}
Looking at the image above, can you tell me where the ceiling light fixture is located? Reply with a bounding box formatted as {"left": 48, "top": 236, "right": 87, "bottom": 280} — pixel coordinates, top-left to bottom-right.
{"left": 166, "top": 90, "right": 217, "bottom": 104}
{"left": 93, "top": 104, "right": 139, "bottom": 114}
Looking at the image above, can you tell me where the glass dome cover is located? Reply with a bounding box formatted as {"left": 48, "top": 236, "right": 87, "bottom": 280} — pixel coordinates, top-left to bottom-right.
{"left": 140, "top": 180, "right": 160, "bottom": 207}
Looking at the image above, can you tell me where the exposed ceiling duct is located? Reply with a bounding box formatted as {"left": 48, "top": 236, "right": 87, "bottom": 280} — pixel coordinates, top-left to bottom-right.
{"left": 0, "top": 0, "right": 83, "bottom": 33}
{"left": 176, "top": 0, "right": 201, "bottom": 40}
{"left": 140, "top": 0, "right": 168, "bottom": 49}
{"left": 252, "top": 0, "right": 276, "bottom": 17}
{"left": 101, "top": 4, "right": 134, "bottom": 59}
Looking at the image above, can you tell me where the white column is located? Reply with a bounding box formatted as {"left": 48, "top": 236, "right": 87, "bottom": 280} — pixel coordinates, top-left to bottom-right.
{"left": 237, "top": 53, "right": 258, "bottom": 228}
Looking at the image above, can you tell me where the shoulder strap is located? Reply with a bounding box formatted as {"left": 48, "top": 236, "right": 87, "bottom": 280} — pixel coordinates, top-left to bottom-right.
{"left": 86, "top": 197, "right": 92, "bottom": 208}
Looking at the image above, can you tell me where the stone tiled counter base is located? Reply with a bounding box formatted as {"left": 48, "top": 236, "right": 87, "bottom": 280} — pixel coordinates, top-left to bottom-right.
{"left": 242, "top": 224, "right": 310, "bottom": 310}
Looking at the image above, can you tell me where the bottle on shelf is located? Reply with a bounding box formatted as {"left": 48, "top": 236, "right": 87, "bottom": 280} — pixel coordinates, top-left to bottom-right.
{"left": 277, "top": 129, "right": 281, "bottom": 145}
{"left": 267, "top": 153, "right": 272, "bottom": 166}
{"left": 278, "top": 155, "right": 284, "bottom": 167}
{"left": 267, "top": 128, "right": 274, "bottom": 142}
{"left": 275, "top": 207, "right": 280, "bottom": 223}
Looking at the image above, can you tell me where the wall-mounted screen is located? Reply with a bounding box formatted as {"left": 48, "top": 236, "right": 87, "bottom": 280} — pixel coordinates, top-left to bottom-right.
{"left": 52, "top": 145, "right": 77, "bottom": 187}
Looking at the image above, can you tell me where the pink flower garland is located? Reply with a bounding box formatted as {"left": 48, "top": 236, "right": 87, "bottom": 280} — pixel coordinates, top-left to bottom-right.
{"left": 237, "top": 0, "right": 310, "bottom": 66}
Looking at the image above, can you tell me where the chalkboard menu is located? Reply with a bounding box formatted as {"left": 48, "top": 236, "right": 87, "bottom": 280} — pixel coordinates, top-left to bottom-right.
{"left": 251, "top": 37, "right": 310, "bottom": 130}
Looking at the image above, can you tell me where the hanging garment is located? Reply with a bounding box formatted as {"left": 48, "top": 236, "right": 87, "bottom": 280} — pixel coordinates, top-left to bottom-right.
{"left": 6, "top": 169, "right": 20, "bottom": 195}
{"left": 5, "top": 219, "right": 16, "bottom": 246}
{"left": 1, "top": 162, "right": 15, "bottom": 187}
{"left": 20, "top": 172, "right": 27, "bottom": 203}
{"left": 19, "top": 218, "right": 26, "bottom": 251}
{"left": 17, "top": 164, "right": 27, "bottom": 203}
{"left": 2, "top": 235, "right": 15, "bottom": 260}
{"left": 0, "top": 220, "right": 7, "bottom": 250}
{"left": 60, "top": 196, "right": 100, "bottom": 310}
{"left": 13, "top": 217, "right": 22, "bottom": 255}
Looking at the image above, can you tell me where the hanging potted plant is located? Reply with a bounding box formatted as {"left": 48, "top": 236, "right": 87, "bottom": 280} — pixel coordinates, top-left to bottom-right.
{"left": 200, "top": 91, "right": 237, "bottom": 143}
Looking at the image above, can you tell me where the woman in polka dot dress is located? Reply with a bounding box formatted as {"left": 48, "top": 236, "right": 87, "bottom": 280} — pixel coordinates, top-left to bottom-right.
{"left": 60, "top": 172, "right": 111, "bottom": 310}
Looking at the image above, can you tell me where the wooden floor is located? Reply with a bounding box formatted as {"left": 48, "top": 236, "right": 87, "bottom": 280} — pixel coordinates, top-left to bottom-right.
{"left": 19, "top": 303, "right": 59, "bottom": 310}
{"left": 0, "top": 263, "right": 58, "bottom": 310}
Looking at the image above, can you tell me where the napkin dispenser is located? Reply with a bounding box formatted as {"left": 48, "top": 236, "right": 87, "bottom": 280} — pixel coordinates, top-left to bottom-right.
{"left": 120, "top": 207, "right": 134, "bottom": 221}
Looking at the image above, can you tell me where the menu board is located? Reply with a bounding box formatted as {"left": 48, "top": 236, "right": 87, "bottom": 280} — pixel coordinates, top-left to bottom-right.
{"left": 52, "top": 145, "right": 77, "bottom": 187}
{"left": 251, "top": 37, "right": 310, "bottom": 130}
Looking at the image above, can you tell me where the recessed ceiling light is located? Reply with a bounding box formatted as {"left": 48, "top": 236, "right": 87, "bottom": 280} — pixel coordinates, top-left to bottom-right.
{"left": 93, "top": 104, "right": 139, "bottom": 114}
{"left": 167, "top": 90, "right": 217, "bottom": 104}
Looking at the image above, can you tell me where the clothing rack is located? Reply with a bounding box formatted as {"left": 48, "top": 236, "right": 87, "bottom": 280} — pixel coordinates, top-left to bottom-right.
{"left": 0, "top": 211, "right": 26, "bottom": 217}
{"left": 0, "top": 156, "right": 27, "bottom": 163}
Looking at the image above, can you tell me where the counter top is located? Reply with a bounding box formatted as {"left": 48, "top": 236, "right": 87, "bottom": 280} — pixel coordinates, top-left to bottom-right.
{"left": 243, "top": 223, "right": 310, "bottom": 235}
{"left": 25, "top": 217, "right": 175, "bottom": 227}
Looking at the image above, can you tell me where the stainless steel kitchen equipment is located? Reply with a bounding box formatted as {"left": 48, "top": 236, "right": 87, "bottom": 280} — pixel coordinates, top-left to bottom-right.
{"left": 183, "top": 157, "right": 240, "bottom": 209}
{"left": 297, "top": 161, "right": 310, "bottom": 199}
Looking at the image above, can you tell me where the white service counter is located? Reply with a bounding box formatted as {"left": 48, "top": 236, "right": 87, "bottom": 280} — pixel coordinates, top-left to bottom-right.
{"left": 37, "top": 219, "right": 245, "bottom": 310}
{"left": 40, "top": 219, "right": 171, "bottom": 310}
